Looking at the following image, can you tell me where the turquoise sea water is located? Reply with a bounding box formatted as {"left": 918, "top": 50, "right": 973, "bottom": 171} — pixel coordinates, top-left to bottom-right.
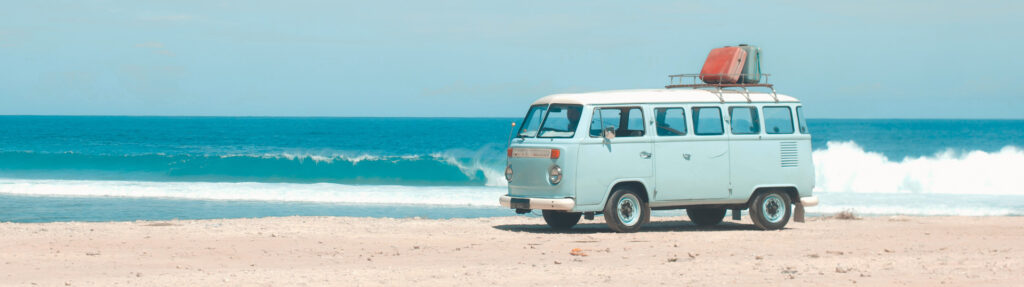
{"left": 1, "top": 116, "right": 1023, "bottom": 222}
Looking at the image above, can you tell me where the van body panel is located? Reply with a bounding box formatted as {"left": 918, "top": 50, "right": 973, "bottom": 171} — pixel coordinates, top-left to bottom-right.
{"left": 576, "top": 178, "right": 653, "bottom": 213}
{"left": 654, "top": 135, "right": 731, "bottom": 200}
{"left": 506, "top": 140, "right": 577, "bottom": 199}
{"left": 649, "top": 198, "right": 746, "bottom": 208}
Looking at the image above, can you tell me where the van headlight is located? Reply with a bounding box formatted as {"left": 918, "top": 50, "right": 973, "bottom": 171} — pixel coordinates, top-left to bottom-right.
{"left": 548, "top": 165, "right": 562, "bottom": 185}
{"left": 505, "top": 165, "right": 513, "bottom": 182}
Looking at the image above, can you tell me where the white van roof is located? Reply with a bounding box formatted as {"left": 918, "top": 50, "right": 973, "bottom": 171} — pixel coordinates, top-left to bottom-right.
{"left": 531, "top": 89, "right": 799, "bottom": 106}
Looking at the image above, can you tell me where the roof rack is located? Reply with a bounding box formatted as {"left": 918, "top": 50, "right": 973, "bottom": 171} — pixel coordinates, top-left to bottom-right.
{"left": 665, "top": 73, "right": 778, "bottom": 103}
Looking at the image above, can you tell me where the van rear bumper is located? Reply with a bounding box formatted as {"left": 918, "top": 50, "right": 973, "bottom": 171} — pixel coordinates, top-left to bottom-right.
{"left": 799, "top": 196, "right": 819, "bottom": 207}
{"left": 499, "top": 195, "right": 575, "bottom": 211}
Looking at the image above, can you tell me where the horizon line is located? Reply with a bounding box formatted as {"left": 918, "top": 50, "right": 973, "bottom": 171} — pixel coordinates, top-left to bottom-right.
{"left": 2, "top": 114, "right": 1024, "bottom": 120}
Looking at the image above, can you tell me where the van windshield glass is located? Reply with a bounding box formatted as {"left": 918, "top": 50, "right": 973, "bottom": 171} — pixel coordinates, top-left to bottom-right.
{"left": 517, "top": 105, "right": 547, "bottom": 137}
{"left": 538, "top": 104, "right": 583, "bottom": 138}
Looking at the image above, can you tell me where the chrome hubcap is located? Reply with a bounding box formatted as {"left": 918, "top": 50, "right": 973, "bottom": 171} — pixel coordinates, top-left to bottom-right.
{"left": 617, "top": 195, "right": 640, "bottom": 226}
{"left": 762, "top": 194, "right": 785, "bottom": 223}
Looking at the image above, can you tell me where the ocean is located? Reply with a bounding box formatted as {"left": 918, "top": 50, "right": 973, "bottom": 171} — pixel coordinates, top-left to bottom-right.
{"left": 1, "top": 116, "right": 1022, "bottom": 222}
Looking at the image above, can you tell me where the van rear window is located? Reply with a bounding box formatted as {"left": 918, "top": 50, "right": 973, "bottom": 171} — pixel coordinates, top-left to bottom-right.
{"left": 796, "top": 106, "right": 809, "bottom": 134}
{"left": 763, "top": 106, "right": 794, "bottom": 134}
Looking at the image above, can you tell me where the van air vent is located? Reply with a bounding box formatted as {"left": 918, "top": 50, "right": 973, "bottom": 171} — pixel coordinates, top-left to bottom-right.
{"left": 780, "top": 142, "right": 798, "bottom": 167}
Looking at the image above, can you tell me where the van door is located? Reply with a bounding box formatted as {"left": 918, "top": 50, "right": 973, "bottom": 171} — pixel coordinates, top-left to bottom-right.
{"left": 576, "top": 106, "right": 653, "bottom": 207}
{"left": 654, "top": 106, "right": 731, "bottom": 200}
{"left": 726, "top": 105, "right": 767, "bottom": 200}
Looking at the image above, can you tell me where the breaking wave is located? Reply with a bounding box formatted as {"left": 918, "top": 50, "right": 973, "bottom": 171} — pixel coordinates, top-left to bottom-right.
{"left": 812, "top": 141, "right": 1024, "bottom": 195}
{"left": 0, "top": 151, "right": 507, "bottom": 187}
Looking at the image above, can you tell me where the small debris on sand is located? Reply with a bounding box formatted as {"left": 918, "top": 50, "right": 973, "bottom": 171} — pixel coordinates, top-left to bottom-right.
{"left": 570, "top": 248, "right": 587, "bottom": 256}
{"left": 833, "top": 209, "right": 860, "bottom": 220}
{"left": 888, "top": 216, "right": 910, "bottom": 222}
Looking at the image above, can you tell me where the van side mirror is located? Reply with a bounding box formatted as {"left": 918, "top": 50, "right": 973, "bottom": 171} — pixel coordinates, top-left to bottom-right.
{"left": 602, "top": 126, "right": 616, "bottom": 141}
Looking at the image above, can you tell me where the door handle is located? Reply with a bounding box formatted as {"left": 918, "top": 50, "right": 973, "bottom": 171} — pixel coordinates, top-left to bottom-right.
{"left": 640, "top": 151, "right": 652, "bottom": 159}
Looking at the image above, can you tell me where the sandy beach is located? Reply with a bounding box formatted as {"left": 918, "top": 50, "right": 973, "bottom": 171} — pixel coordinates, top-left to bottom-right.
{"left": 1, "top": 215, "right": 1021, "bottom": 286}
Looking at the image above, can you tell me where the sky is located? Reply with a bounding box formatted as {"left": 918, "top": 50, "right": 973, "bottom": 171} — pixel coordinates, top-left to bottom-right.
{"left": 1, "top": 0, "right": 1022, "bottom": 118}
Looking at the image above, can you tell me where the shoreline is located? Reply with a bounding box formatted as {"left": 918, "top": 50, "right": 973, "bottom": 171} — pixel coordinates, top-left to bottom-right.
{"left": 2, "top": 215, "right": 1021, "bottom": 286}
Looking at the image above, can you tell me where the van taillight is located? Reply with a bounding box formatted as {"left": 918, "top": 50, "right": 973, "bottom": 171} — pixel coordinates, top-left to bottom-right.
{"left": 507, "top": 148, "right": 513, "bottom": 158}
{"left": 550, "top": 149, "right": 560, "bottom": 159}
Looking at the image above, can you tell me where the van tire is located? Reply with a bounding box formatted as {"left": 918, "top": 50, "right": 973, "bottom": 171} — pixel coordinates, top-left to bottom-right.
{"left": 542, "top": 211, "right": 582, "bottom": 230}
{"left": 749, "top": 190, "right": 792, "bottom": 230}
{"left": 687, "top": 208, "right": 726, "bottom": 226}
{"left": 603, "top": 188, "right": 650, "bottom": 233}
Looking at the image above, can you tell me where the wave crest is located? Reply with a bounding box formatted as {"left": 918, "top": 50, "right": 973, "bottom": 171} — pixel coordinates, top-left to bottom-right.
{"left": 0, "top": 151, "right": 507, "bottom": 187}
{"left": 813, "top": 141, "right": 1024, "bottom": 195}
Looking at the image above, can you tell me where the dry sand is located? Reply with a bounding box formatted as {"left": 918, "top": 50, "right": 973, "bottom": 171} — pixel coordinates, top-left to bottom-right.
{"left": 1, "top": 215, "right": 1021, "bottom": 286}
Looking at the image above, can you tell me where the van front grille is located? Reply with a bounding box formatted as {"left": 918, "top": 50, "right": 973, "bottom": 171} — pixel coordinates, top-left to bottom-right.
{"left": 780, "top": 142, "right": 798, "bottom": 167}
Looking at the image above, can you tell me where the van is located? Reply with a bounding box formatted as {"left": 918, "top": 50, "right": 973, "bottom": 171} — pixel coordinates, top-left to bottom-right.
{"left": 500, "top": 88, "right": 817, "bottom": 232}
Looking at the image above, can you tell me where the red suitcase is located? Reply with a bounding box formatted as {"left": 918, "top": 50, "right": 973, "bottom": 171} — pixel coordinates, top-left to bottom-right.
{"left": 699, "top": 46, "right": 747, "bottom": 84}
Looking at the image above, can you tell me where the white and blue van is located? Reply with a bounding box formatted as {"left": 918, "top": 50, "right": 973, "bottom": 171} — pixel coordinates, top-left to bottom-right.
{"left": 500, "top": 88, "right": 817, "bottom": 232}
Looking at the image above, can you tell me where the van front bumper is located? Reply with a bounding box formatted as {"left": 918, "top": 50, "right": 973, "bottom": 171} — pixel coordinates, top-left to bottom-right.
{"left": 499, "top": 195, "right": 575, "bottom": 211}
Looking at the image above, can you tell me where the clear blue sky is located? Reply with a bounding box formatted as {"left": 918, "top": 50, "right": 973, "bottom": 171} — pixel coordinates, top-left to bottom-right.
{"left": 1, "top": 1, "right": 1021, "bottom": 118}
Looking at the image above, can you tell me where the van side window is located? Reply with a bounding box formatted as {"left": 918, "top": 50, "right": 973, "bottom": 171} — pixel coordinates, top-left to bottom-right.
{"left": 590, "top": 108, "right": 618, "bottom": 137}
{"left": 625, "top": 108, "right": 644, "bottom": 136}
{"left": 729, "top": 107, "right": 760, "bottom": 135}
{"left": 796, "top": 106, "right": 809, "bottom": 134}
{"left": 654, "top": 108, "right": 687, "bottom": 136}
{"left": 762, "top": 106, "right": 794, "bottom": 134}
{"left": 692, "top": 107, "right": 723, "bottom": 136}
{"left": 590, "top": 107, "right": 645, "bottom": 137}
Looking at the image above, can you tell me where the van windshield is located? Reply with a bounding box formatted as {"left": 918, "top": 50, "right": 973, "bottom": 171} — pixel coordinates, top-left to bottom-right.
{"left": 517, "top": 105, "right": 548, "bottom": 137}
{"left": 538, "top": 104, "right": 583, "bottom": 138}
{"left": 517, "top": 104, "right": 583, "bottom": 138}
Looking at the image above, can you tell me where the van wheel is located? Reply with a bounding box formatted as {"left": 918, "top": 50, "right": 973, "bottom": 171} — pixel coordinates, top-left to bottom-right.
{"left": 542, "top": 210, "right": 582, "bottom": 230}
{"left": 603, "top": 188, "right": 650, "bottom": 233}
{"left": 749, "top": 190, "right": 792, "bottom": 230}
{"left": 687, "top": 208, "right": 726, "bottom": 226}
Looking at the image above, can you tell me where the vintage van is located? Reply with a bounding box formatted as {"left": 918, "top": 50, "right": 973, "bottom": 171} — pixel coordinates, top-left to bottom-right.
{"left": 499, "top": 88, "right": 818, "bottom": 232}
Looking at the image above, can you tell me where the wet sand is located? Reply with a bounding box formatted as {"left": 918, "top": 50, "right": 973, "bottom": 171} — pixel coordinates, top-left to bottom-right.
{"left": 1, "top": 215, "right": 1021, "bottom": 286}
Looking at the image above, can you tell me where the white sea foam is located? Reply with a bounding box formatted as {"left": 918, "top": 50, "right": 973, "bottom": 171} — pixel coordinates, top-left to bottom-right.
{"left": 813, "top": 141, "right": 1024, "bottom": 195}
{"left": 0, "top": 179, "right": 505, "bottom": 207}
{"left": 806, "top": 204, "right": 1020, "bottom": 216}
